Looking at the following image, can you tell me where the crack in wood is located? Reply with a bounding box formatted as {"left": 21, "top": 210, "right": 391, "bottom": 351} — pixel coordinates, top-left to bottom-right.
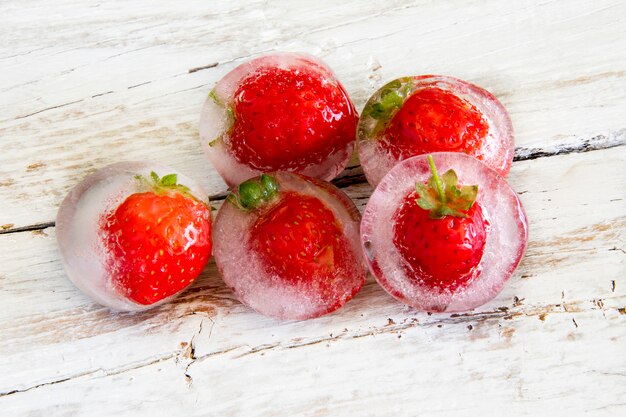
{"left": 204, "top": 131, "right": 626, "bottom": 201}
{"left": 0, "top": 131, "right": 624, "bottom": 234}
{"left": 0, "top": 372, "right": 94, "bottom": 398}
{"left": 188, "top": 297, "right": 623, "bottom": 363}
{"left": 104, "top": 43, "right": 167, "bottom": 61}
{"left": 182, "top": 319, "right": 204, "bottom": 385}
{"left": 129, "top": 83, "right": 209, "bottom": 105}
{"left": 90, "top": 91, "right": 114, "bottom": 98}
{"left": 0, "top": 46, "right": 48, "bottom": 62}
{"left": 0, "top": 351, "right": 177, "bottom": 398}
{"left": 13, "top": 99, "right": 85, "bottom": 120}
{"left": 513, "top": 129, "right": 626, "bottom": 161}
{"left": 128, "top": 81, "right": 153, "bottom": 90}
{"left": 1, "top": 295, "right": 622, "bottom": 398}
{"left": 0, "top": 222, "right": 55, "bottom": 235}
{"left": 188, "top": 62, "right": 219, "bottom": 74}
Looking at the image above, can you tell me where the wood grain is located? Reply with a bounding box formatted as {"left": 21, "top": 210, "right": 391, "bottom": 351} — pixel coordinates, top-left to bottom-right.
{"left": 1, "top": 0, "right": 625, "bottom": 415}
{"left": 1, "top": 148, "right": 624, "bottom": 415}
{"left": 1, "top": 0, "right": 626, "bottom": 231}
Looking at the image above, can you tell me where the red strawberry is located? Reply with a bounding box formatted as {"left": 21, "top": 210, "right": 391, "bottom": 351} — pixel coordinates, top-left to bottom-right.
{"left": 252, "top": 192, "right": 345, "bottom": 283}
{"left": 101, "top": 172, "right": 212, "bottom": 305}
{"left": 227, "top": 174, "right": 362, "bottom": 315}
{"left": 393, "top": 155, "right": 488, "bottom": 292}
{"left": 228, "top": 65, "right": 357, "bottom": 171}
{"left": 382, "top": 87, "right": 489, "bottom": 160}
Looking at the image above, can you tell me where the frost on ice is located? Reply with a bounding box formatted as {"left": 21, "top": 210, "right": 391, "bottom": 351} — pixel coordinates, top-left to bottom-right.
{"left": 56, "top": 162, "right": 210, "bottom": 312}
{"left": 213, "top": 172, "right": 366, "bottom": 320}
{"left": 199, "top": 52, "right": 358, "bottom": 187}
{"left": 358, "top": 75, "right": 514, "bottom": 186}
{"left": 361, "top": 152, "right": 528, "bottom": 312}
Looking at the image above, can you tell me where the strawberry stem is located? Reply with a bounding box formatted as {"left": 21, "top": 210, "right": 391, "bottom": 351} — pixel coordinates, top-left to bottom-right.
{"left": 427, "top": 155, "right": 446, "bottom": 204}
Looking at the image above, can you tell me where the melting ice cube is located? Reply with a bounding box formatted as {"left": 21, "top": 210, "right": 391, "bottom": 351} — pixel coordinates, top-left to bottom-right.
{"left": 213, "top": 172, "right": 365, "bottom": 320}
{"left": 361, "top": 152, "right": 528, "bottom": 312}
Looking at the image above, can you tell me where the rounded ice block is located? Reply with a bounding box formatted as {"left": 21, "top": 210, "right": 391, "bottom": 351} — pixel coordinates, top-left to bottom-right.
{"left": 213, "top": 172, "right": 366, "bottom": 320}
{"left": 56, "top": 162, "right": 212, "bottom": 312}
{"left": 358, "top": 75, "right": 514, "bottom": 186}
{"left": 361, "top": 152, "right": 527, "bottom": 312}
{"left": 199, "top": 52, "right": 358, "bottom": 187}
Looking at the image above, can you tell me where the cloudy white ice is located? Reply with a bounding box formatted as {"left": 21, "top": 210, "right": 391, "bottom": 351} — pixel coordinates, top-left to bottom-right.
{"left": 361, "top": 152, "right": 528, "bottom": 312}
{"left": 56, "top": 162, "right": 209, "bottom": 312}
{"left": 199, "top": 52, "right": 355, "bottom": 187}
{"left": 213, "top": 172, "right": 366, "bottom": 320}
{"left": 358, "top": 75, "right": 514, "bottom": 186}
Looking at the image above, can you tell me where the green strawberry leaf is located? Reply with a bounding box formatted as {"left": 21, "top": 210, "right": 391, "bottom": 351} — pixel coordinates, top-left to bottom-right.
{"left": 207, "top": 89, "right": 236, "bottom": 149}
{"left": 208, "top": 90, "right": 222, "bottom": 106}
{"left": 415, "top": 183, "right": 439, "bottom": 211}
{"left": 441, "top": 169, "right": 458, "bottom": 188}
{"left": 238, "top": 180, "right": 264, "bottom": 209}
{"left": 369, "top": 89, "right": 403, "bottom": 120}
{"left": 415, "top": 155, "right": 478, "bottom": 219}
{"left": 363, "top": 77, "right": 415, "bottom": 137}
{"left": 136, "top": 171, "right": 200, "bottom": 204}
{"left": 174, "top": 183, "right": 192, "bottom": 195}
{"left": 260, "top": 174, "right": 279, "bottom": 200}
{"left": 160, "top": 173, "right": 178, "bottom": 186}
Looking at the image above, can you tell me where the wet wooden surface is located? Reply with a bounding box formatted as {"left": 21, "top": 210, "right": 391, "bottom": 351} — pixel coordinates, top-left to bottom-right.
{"left": 1, "top": 1, "right": 625, "bottom": 415}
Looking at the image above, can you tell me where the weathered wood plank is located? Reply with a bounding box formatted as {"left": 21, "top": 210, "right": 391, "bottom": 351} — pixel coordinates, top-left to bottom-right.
{"left": 2, "top": 1, "right": 626, "bottom": 415}
{"left": 2, "top": 0, "right": 626, "bottom": 230}
{"left": 1, "top": 147, "right": 624, "bottom": 414}
{"left": 4, "top": 307, "right": 625, "bottom": 417}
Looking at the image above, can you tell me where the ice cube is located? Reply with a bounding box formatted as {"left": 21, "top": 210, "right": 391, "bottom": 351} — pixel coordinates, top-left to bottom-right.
{"left": 199, "top": 52, "right": 358, "bottom": 187}
{"left": 358, "top": 75, "right": 514, "bottom": 186}
{"left": 56, "top": 162, "right": 211, "bottom": 312}
{"left": 360, "top": 152, "right": 528, "bottom": 312}
{"left": 213, "top": 172, "right": 365, "bottom": 320}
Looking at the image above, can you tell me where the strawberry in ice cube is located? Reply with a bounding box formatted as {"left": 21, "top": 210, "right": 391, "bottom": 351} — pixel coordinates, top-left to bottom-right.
{"left": 200, "top": 52, "right": 358, "bottom": 187}
{"left": 213, "top": 172, "right": 365, "bottom": 320}
{"left": 361, "top": 153, "right": 527, "bottom": 312}
{"left": 358, "top": 76, "right": 514, "bottom": 186}
{"left": 56, "top": 162, "right": 212, "bottom": 311}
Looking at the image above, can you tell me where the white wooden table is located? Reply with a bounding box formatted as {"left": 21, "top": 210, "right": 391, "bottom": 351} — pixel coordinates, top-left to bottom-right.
{"left": 1, "top": 1, "right": 625, "bottom": 415}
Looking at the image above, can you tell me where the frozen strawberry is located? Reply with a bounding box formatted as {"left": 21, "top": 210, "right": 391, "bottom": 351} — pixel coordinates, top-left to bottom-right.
{"left": 213, "top": 172, "right": 365, "bottom": 320}
{"left": 358, "top": 76, "right": 514, "bottom": 186}
{"left": 361, "top": 152, "right": 527, "bottom": 312}
{"left": 230, "top": 67, "right": 357, "bottom": 171}
{"left": 200, "top": 52, "right": 358, "bottom": 187}
{"left": 251, "top": 192, "right": 356, "bottom": 299}
{"left": 101, "top": 172, "right": 212, "bottom": 305}
{"left": 382, "top": 88, "right": 489, "bottom": 160}
{"left": 56, "top": 162, "right": 212, "bottom": 311}
{"left": 393, "top": 156, "right": 488, "bottom": 292}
